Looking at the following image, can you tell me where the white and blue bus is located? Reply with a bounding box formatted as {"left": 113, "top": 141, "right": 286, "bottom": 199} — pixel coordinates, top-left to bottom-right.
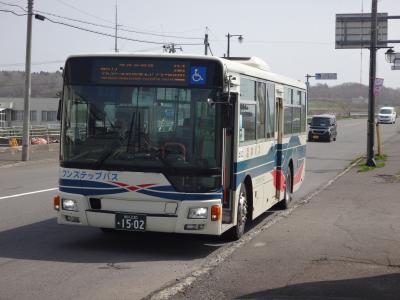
{"left": 54, "top": 53, "right": 307, "bottom": 240}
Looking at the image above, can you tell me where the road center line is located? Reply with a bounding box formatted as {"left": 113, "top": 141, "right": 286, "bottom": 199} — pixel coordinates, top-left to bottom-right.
{"left": 0, "top": 188, "right": 58, "bottom": 200}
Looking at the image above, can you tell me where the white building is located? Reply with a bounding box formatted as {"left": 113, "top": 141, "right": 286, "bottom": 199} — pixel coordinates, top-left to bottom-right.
{"left": 0, "top": 97, "right": 59, "bottom": 128}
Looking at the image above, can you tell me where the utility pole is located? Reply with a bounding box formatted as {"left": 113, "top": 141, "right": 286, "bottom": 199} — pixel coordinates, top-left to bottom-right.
{"left": 366, "top": 0, "right": 378, "bottom": 167}
{"left": 204, "top": 33, "right": 209, "bottom": 55}
{"left": 227, "top": 33, "right": 231, "bottom": 58}
{"left": 305, "top": 74, "right": 314, "bottom": 115}
{"left": 114, "top": 3, "right": 118, "bottom": 52}
{"left": 22, "top": 0, "right": 33, "bottom": 161}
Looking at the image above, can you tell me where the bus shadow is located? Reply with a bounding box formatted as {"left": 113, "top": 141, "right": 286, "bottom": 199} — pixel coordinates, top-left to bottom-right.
{"left": 0, "top": 218, "right": 227, "bottom": 264}
{"left": 236, "top": 273, "right": 400, "bottom": 300}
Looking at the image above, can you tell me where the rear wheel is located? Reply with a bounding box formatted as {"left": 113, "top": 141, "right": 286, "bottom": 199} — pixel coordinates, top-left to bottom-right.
{"left": 277, "top": 167, "right": 293, "bottom": 209}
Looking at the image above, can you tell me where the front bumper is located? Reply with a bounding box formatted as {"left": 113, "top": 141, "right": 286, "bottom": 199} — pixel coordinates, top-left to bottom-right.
{"left": 308, "top": 131, "right": 330, "bottom": 140}
{"left": 56, "top": 192, "right": 223, "bottom": 235}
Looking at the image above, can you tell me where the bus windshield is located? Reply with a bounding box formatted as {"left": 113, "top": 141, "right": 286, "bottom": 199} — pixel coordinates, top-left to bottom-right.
{"left": 62, "top": 85, "right": 222, "bottom": 174}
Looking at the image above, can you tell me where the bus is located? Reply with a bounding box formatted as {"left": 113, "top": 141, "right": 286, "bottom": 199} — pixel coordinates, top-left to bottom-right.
{"left": 54, "top": 53, "right": 307, "bottom": 240}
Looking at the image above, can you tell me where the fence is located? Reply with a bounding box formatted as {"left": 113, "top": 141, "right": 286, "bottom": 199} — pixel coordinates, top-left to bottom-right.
{"left": 0, "top": 124, "right": 60, "bottom": 147}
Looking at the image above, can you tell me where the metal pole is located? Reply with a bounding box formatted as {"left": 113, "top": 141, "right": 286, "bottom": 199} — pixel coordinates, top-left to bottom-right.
{"left": 376, "top": 122, "right": 382, "bottom": 156}
{"left": 227, "top": 33, "right": 231, "bottom": 58}
{"left": 204, "top": 33, "right": 209, "bottom": 55}
{"left": 22, "top": 0, "right": 33, "bottom": 161}
{"left": 305, "top": 74, "right": 314, "bottom": 115}
{"left": 114, "top": 3, "right": 118, "bottom": 52}
{"left": 366, "top": 0, "right": 378, "bottom": 167}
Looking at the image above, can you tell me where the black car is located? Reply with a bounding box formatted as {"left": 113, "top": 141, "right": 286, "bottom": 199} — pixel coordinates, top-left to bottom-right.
{"left": 308, "top": 114, "right": 337, "bottom": 142}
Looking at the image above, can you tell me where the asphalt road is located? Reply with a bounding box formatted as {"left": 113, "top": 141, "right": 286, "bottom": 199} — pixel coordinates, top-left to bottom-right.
{"left": 0, "top": 119, "right": 398, "bottom": 299}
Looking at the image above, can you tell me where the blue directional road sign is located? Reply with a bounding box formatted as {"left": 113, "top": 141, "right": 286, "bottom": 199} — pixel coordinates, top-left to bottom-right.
{"left": 315, "top": 73, "right": 337, "bottom": 80}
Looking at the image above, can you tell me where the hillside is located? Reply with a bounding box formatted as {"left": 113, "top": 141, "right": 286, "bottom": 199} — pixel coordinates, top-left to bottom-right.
{"left": 309, "top": 82, "right": 400, "bottom": 106}
{"left": 0, "top": 71, "right": 62, "bottom": 98}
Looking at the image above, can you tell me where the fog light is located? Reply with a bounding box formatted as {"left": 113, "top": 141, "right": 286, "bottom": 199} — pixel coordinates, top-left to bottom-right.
{"left": 62, "top": 199, "right": 79, "bottom": 211}
{"left": 65, "top": 215, "right": 80, "bottom": 223}
{"left": 188, "top": 207, "right": 208, "bottom": 219}
{"left": 184, "top": 224, "right": 205, "bottom": 230}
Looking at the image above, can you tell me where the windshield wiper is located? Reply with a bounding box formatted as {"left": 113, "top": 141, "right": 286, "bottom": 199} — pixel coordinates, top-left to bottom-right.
{"left": 93, "top": 142, "right": 123, "bottom": 168}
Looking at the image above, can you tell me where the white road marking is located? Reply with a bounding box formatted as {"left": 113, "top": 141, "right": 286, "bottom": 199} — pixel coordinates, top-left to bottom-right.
{"left": 0, "top": 188, "right": 58, "bottom": 200}
{"left": 147, "top": 156, "right": 365, "bottom": 300}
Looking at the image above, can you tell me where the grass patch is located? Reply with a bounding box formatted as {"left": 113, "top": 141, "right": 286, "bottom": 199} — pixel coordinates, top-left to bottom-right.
{"left": 374, "top": 154, "right": 387, "bottom": 161}
{"left": 357, "top": 153, "right": 387, "bottom": 172}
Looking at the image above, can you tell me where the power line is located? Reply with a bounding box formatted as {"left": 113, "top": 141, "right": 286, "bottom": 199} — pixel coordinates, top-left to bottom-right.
{"left": 34, "top": 9, "right": 203, "bottom": 40}
{"left": 0, "top": 0, "right": 26, "bottom": 12}
{"left": 0, "top": 8, "right": 26, "bottom": 16}
{"left": 56, "top": 0, "right": 114, "bottom": 24}
{"left": 118, "top": 27, "right": 203, "bottom": 40}
{"left": 41, "top": 16, "right": 170, "bottom": 45}
{"left": 34, "top": 9, "right": 115, "bottom": 30}
{"left": 1, "top": 9, "right": 204, "bottom": 47}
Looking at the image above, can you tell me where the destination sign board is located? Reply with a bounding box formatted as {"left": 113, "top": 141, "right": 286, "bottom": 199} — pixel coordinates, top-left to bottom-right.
{"left": 64, "top": 57, "right": 223, "bottom": 87}
{"left": 315, "top": 73, "right": 337, "bottom": 80}
{"left": 93, "top": 60, "right": 189, "bottom": 86}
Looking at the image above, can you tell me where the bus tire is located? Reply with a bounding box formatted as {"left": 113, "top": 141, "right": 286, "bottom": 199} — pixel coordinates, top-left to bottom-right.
{"left": 226, "top": 184, "right": 248, "bottom": 241}
{"left": 277, "top": 166, "right": 293, "bottom": 210}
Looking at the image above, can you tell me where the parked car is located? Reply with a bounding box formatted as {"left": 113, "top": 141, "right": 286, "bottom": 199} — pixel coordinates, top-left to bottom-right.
{"left": 377, "top": 107, "right": 397, "bottom": 124}
{"left": 308, "top": 114, "right": 337, "bottom": 142}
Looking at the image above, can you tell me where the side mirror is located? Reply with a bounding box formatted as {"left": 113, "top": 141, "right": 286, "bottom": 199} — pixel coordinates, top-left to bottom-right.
{"left": 57, "top": 98, "right": 62, "bottom": 121}
{"left": 207, "top": 98, "right": 214, "bottom": 105}
{"left": 206, "top": 93, "right": 230, "bottom": 105}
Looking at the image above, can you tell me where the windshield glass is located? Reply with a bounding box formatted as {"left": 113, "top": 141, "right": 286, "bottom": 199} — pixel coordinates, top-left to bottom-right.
{"left": 311, "top": 117, "right": 331, "bottom": 128}
{"left": 380, "top": 109, "right": 392, "bottom": 114}
{"left": 62, "top": 85, "right": 222, "bottom": 174}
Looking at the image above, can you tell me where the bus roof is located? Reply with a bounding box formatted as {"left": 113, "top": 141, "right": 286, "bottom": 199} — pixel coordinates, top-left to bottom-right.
{"left": 65, "top": 52, "right": 306, "bottom": 90}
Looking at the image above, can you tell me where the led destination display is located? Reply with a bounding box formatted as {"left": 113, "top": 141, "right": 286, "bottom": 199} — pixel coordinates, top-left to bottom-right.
{"left": 64, "top": 57, "right": 223, "bottom": 87}
{"left": 93, "top": 60, "right": 189, "bottom": 86}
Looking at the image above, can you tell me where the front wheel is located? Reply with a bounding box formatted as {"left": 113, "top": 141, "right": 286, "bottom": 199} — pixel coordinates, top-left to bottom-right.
{"left": 226, "top": 184, "right": 248, "bottom": 241}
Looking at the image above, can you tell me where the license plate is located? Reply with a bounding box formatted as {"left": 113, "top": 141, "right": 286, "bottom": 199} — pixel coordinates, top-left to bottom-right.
{"left": 115, "top": 213, "right": 146, "bottom": 231}
{"left": 313, "top": 135, "right": 319, "bottom": 139}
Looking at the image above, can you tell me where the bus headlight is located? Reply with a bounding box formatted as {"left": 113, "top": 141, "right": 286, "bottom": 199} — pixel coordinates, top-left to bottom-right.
{"left": 62, "top": 199, "right": 79, "bottom": 211}
{"left": 188, "top": 207, "right": 208, "bottom": 219}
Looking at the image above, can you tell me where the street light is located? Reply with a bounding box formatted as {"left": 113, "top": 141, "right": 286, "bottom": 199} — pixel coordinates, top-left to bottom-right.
{"left": 385, "top": 48, "right": 396, "bottom": 63}
{"left": 226, "top": 33, "right": 243, "bottom": 58}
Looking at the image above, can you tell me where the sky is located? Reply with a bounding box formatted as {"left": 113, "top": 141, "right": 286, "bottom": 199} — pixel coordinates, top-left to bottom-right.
{"left": 0, "top": 0, "right": 399, "bottom": 89}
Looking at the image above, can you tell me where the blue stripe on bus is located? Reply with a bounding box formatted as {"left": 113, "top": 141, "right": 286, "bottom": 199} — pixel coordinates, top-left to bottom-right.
{"left": 59, "top": 186, "right": 127, "bottom": 196}
{"left": 59, "top": 179, "right": 116, "bottom": 189}
{"left": 233, "top": 136, "right": 306, "bottom": 189}
{"left": 147, "top": 185, "right": 176, "bottom": 192}
{"left": 234, "top": 146, "right": 276, "bottom": 173}
{"left": 137, "top": 189, "right": 222, "bottom": 201}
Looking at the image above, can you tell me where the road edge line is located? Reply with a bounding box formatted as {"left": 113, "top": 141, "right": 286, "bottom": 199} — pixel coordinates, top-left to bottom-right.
{"left": 145, "top": 156, "right": 364, "bottom": 300}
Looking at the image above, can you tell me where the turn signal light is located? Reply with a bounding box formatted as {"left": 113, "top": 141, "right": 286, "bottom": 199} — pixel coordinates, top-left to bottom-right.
{"left": 211, "top": 205, "right": 221, "bottom": 221}
{"left": 53, "top": 195, "right": 60, "bottom": 211}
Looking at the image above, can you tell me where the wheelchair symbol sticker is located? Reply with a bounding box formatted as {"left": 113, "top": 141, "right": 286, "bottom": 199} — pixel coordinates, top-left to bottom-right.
{"left": 190, "top": 67, "right": 206, "bottom": 85}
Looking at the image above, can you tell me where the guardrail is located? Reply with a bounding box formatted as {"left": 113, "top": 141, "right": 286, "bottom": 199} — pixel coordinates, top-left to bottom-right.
{"left": 0, "top": 124, "right": 60, "bottom": 147}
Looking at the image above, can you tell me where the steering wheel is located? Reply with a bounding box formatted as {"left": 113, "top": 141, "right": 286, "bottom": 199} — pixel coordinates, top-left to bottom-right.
{"left": 160, "top": 142, "right": 186, "bottom": 161}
